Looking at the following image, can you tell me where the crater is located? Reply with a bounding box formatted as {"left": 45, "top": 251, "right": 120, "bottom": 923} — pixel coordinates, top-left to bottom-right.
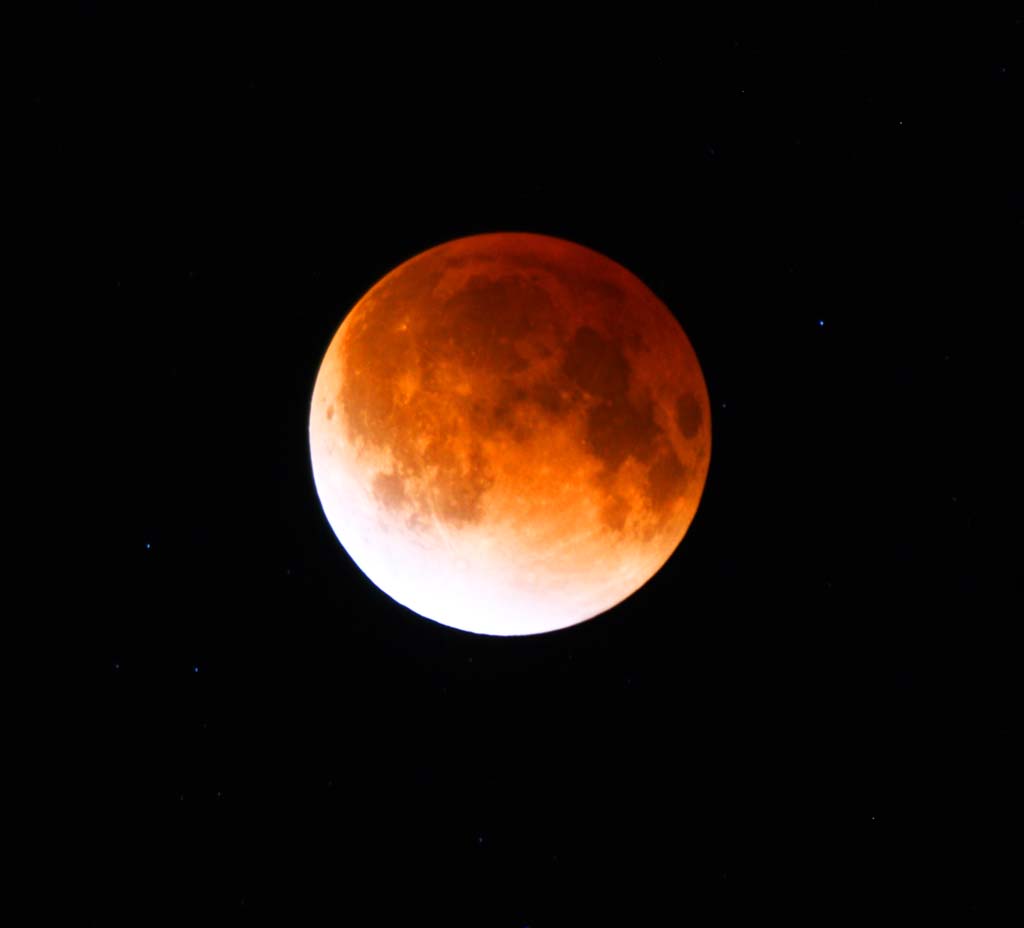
{"left": 562, "top": 326, "right": 630, "bottom": 400}
{"left": 601, "top": 494, "right": 631, "bottom": 533}
{"left": 424, "top": 440, "right": 493, "bottom": 527}
{"left": 438, "top": 274, "right": 555, "bottom": 376}
{"left": 585, "top": 396, "right": 661, "bottom": 472}
{"left": 647, "top": 449, "right": 690, "bottom": 510}
{"left": 372, "top": 472, "right": 407, "bottom": 512}
{"left": 676, "top": 392, "right": 703, "bottom": 439}
{"left": 530, "top": 382, "right": 570, "bottom": 415}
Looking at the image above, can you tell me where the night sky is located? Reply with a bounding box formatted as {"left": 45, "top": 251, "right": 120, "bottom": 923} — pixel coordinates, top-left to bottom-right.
{"left": 39, "top": 7, "right": 1020, "bottom": 921}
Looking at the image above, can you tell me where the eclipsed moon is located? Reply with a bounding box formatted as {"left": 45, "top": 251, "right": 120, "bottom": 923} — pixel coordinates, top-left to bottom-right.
{"left": 309, "top": 232, "right": 710, "bottom": 636}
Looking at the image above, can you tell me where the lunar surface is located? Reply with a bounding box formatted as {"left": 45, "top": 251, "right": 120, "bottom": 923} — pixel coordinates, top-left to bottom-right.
{"left": 309, "top": 233, "right": 710, "bottom": 635}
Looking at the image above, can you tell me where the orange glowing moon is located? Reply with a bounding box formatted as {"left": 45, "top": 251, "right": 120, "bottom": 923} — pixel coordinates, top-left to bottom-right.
{"left": 309, "top": 233, "right": 710, "bottom": 636}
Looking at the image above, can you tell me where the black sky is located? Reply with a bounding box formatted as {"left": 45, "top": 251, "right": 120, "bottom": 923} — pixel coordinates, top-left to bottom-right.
{"left": 34, "top": 7, "right": 1021, "bottom": 922}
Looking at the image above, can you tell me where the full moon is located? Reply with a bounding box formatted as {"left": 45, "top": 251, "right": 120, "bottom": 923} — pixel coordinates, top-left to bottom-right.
{"left": 309, "top": 233, "right": 710, "bottom": 636}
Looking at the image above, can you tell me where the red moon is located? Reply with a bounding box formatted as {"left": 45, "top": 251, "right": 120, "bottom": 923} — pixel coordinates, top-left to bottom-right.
{"left": 309, "top": 233, "right": 710, "bottom": 635}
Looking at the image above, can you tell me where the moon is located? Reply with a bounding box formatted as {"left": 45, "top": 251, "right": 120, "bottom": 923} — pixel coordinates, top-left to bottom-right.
{"left": 309, "top": 233, "right": 710, "bottom": 636}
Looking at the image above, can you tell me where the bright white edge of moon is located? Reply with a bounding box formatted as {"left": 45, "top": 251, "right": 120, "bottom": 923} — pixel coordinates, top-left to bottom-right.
{"left": 309, "top": 429, "right": 682, "bottom": 636}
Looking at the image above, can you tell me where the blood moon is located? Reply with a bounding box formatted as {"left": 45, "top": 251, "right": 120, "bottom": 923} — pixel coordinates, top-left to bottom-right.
{"left": 309, "top": 233, "right": 710, "bottom": 636}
